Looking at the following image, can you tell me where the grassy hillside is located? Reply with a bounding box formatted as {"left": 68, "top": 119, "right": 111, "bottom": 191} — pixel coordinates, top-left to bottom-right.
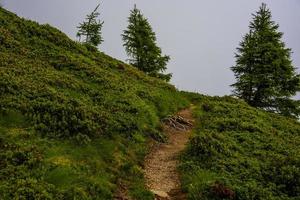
{"left": 1, "top": 7, "right": 299, "bottom": 200}
{"left": 0, "top": 8, "right": 188, "bottom": 199}
{"left": 180, "top": 93, "right": 300, "bottom": 200}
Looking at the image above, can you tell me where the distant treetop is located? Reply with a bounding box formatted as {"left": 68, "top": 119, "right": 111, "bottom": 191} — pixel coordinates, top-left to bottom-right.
{"left": 77, "top": 3, "right": 104, "bottom": 48}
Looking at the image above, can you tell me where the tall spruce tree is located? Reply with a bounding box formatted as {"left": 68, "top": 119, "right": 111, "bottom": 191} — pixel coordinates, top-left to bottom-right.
{"left": 77, "top": 3, "right": 104, "bottom": 47}
{"left": 231, "top": 3, "right": 300, "bottom": 118}
{"left": 122, "top": 5, "right": 171, "bottom": 81}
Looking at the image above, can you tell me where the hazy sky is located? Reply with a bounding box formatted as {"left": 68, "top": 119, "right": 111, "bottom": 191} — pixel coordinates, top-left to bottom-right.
{"left": 3, "top": 0, "right": 300, "bottom": 98}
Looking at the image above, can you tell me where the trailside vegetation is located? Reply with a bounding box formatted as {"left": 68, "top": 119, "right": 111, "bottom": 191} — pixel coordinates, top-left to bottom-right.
{"left": 122, "top": 5, "right": 171, "bottom": 81}
{"left": 180, "top": 92, "right": 300, "bottom": 200}
{"left": 231, "top": 3, "right": 300, "bottom": 118}
{"left": 0, "top": 7, "right": 188, "bottom": 199}
{"left": 77, "top": 3, "right": 104, "bottom": 47}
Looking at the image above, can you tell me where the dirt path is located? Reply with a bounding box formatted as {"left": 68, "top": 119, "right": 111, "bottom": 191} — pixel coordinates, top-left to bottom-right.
{"left": 144, "top": 107, "right": 194, "bottom": 200}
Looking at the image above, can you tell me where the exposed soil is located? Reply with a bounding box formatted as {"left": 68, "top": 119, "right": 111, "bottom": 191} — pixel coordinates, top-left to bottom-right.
{"left": 144, "top": 107, "right": 195, "bottom": 200}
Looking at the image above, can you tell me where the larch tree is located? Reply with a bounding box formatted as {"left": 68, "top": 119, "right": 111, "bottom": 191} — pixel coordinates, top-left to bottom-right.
{"left": 77, "top": 3, "right": 104, "bottom": 47}
{"left": 231, "top": 3, "right": 300, "bottom": 118}
{"left": 122, "top": 5, "right": 171, "bottom": 81}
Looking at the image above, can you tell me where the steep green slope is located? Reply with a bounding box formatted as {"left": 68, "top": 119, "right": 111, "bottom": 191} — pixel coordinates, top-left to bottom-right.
{"left": 0, "top": 8, "right": 188, "bottom": 199}
{"left": 180, "top": 93, "right": 300, "bottom": 200}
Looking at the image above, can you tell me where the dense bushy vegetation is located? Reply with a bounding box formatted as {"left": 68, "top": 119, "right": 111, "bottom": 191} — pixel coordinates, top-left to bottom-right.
{"left": 2, "top": 5, "right": 299, "bottom": 199}
{"left": 0, "top": 7, "right": 188, "bottom": 199}
{"left": 180, "top": 92, "right": 300, "bottom": 200}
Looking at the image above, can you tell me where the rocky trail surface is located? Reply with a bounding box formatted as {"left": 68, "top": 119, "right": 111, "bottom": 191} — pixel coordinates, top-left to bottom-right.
{"left": 144, "top": 107, "right": 195, "bottom": 200}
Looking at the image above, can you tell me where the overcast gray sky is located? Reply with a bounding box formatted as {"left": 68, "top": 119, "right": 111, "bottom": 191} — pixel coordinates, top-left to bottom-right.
{"left": 3, "top": 0, "right": 300, "bottom": 98}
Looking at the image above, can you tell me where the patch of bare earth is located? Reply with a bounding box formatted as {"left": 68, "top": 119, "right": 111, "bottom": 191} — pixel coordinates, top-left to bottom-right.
{"left": 144, "top": 107, "right": 194, "bottom": 200}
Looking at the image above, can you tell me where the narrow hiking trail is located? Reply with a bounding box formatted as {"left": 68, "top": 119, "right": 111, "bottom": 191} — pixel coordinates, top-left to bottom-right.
{"left": 144, "top": 107, "right": 195, "bottom": 200}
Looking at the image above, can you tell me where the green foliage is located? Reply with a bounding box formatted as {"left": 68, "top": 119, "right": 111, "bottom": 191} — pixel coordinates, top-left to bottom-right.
{"left": 0, "top": 7, "right": 188, "bottom": 199}
{"left": 0, "top": 114, "right": 58, "bottom": 199}
{"left": 231, "top": 3, "right": 300, "bottom": 118}
{"left": 0, "top": 6, "right": 188, "bottom": 140}
{"left": 122, "top": 5, "right": 171, "bottom": 81}
{"left": 77, "top": 3, "right": 104, "bottom": 47}
{"left": 181, "top": 93, "right": 300, "bottom": 200}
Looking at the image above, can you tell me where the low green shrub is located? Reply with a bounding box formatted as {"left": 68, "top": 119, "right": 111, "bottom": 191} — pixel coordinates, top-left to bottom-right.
{"left": 181, "top": 94, "right": 300, "bottom": 200}
{"left": 0, "top": 7, "right": 189, "bottom": 199}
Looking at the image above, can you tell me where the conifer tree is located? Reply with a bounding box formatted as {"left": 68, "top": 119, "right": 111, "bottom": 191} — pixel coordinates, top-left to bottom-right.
{"left": 77, "top": 3, "right": 104, "bottom": 47}
{"left": 231, "top": 3, "right": 300, "bottom": 118}
{"left": 122, "top": 5, "right": 171, "bottom": 81}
